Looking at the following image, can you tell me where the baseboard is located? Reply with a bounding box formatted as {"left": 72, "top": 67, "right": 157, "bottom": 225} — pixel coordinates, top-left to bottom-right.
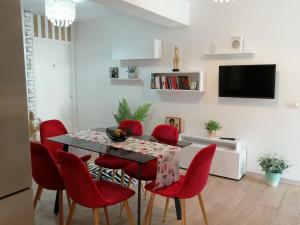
{"left": 246, "top": 172, "right": 300, "bottom": 186}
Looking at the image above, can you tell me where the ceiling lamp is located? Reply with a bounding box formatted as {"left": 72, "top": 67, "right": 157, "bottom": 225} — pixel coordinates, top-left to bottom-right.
{"left": 45, "top": 0, "right": 76, "bottom": 27}
{"left": 214, "top": 0, "right": 235, "bottom": 3}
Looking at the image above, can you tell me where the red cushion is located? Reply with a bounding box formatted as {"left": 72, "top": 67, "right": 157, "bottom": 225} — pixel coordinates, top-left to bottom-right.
{"left": 95, "top": 155, "right": 132, "bottom": 169}
{"left": 93, "top": 180, "right": 135, "bottom": 207}
{"left": 124, "top": 160, "right": 157, "bottom": 181}
{"left": 145, "top": 175, "right": 185, "bottom": 198}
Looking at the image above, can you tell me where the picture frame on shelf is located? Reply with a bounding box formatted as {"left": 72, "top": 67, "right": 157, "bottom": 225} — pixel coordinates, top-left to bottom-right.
{"left": 165, "top": 116, "right": 182, "bottom": 133}
{"left": 109, "top": 67, "right": 119, "bottom": 78}
{"left": 230, "top": 36, "right": 244, "bottom": 52}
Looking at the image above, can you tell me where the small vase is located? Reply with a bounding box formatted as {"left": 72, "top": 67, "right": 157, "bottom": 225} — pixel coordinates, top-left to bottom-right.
{"left": 207, "top": 130, "right": 216, "bottom": 138}
{"left": 128, "top": 72, "right": 137, "bottom": 79}
{"left": 265, "top": 172, "right": 281, "bottom": 187}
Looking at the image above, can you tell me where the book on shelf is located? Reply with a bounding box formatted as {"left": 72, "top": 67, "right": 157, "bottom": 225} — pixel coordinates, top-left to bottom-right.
{"left": 151, "top": 75, "right": 197, "bottom": 90}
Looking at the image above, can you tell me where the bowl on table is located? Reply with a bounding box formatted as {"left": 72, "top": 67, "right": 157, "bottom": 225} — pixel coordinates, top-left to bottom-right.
{"left": 106, "top": 127, "right": 130, "bottom": 142}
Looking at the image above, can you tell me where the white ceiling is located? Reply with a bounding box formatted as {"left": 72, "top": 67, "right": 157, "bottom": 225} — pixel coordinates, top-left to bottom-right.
{"left": 21, "top": 0, "right": 117, "bottom": 21}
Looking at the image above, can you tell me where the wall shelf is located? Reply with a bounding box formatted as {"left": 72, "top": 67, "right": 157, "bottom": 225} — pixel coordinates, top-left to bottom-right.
{"left": 112, "top": 39, "right": 162, "bottom": 60}
{"left": 110, "top": 78, "right": 143, "bottom": 81}
{"left": 150, "top": 72, "right": 205, "bottom": 93}
{"left": 203, "top": 51, "right": 256, "bottom": 57}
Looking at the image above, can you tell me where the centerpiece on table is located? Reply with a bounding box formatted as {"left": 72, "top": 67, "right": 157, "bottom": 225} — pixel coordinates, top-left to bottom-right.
{"left": 258, "top": 154, "right": 290, "bottom": 187}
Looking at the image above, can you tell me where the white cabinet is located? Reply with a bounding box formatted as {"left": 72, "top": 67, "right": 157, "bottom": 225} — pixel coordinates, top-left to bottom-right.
{"left": 180, "top": 134, "right": 247, "bottom": 180}
{"left": 112, "top": 39, "right": 162, "bottom": 60}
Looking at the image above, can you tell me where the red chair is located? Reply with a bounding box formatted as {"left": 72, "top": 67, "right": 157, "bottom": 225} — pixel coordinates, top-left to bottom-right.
{"left": 124, "top": 124, "right": 179, "bottom": 184}
{"left": 56, "top": 151, "right": 136, "bottom": 225}
{"left": 40, "top": 119, "right": 91, "bottom": 162}
{"left": 143, "top": 144, "right": 217, "bottom": 225}
{"left": 30, "top": 142, "right": 66, "bottom": 225}
{"left": 95, "top": 119, "right": 143, "bottom": 182}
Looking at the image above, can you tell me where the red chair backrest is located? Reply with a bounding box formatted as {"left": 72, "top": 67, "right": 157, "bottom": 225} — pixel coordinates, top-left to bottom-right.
{"left": 151, "top": 124, "right": 179, "bottom": 146}
{"left": 57, "top": 151, "right": 107, "bottom": 208}
{"left": 40, "top": 119, "right": 68, "bottom": 158}
{"left": 30, "top": 142, "right": 65, "bottom": 190}
{"left": 119, "top": 119, "right": 143, "bottom": 136}
{"left": 178, "top": 144, "right": 216, "bottom": 199}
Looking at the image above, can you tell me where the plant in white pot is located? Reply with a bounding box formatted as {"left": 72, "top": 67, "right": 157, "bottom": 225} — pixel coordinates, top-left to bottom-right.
{"left": 205, "top": 120, "right": 222, "bottom": 138}
{"left": 127, "top": 65, "right": 138, "bottom": 79}
{"left": 258, "top": 154, "right": 290, "bottom": 187}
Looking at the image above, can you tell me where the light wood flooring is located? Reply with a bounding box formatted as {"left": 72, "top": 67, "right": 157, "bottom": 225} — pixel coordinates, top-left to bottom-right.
{"left": 33, "top": 174, "right": 300, "bottom": 225}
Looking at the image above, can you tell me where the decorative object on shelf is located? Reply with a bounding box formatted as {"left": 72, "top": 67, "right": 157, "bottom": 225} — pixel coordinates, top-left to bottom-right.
{"left": 230, "top": 36, "right": 244, "bottom": 52}
{"left": 165, "top": 117, "right": 181, "bottom": 133}
{"left": 213, "top": 0, "right": 235, "bottom": 3}
{"left": 28, "top": 111, "right": 41, "bottom": 141}
{"left": 172, "top": 46, "right": 180, "bottom": 72}
{"left": 45, "top": 0, "right": 76, "bottom": 27}
{"left": 109, "top": 67, "right": 119, "bottom": 78}
{"left": 113, "top": 98, "right": 152, "bottom": 124}
{"left": 258, "top": 154, "right": 290, "bottom": 187}
{"left": 127, "top": 65, "right": 138, "bottom": 79}
{"left": 190, "top": 81, "right": 198, "bottom": 90}
{"left": 205, "top": 120, "right": 222, "bottom": 138}
{"left": 209, "top": 42, "right": 216, "bottom": 54}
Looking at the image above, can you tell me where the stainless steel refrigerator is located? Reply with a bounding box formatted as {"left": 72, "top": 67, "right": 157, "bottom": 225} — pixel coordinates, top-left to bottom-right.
{"left": 0, "top": 0, "right": 34, "bottom": 224}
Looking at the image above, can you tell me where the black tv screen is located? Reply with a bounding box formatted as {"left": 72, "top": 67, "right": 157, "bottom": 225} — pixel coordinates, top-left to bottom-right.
{"left": 219, "top": 64, "right": 276, "bottom": 99}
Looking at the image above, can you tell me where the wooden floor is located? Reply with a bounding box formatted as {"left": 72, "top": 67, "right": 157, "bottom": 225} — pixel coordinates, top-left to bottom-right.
{"left": 33, "top": 174, "right": 300, "bottom": 225}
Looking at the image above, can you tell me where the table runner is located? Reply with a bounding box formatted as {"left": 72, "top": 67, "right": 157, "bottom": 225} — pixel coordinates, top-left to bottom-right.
{"left": 68, "top": 130, "right": 181, "bottom": 189}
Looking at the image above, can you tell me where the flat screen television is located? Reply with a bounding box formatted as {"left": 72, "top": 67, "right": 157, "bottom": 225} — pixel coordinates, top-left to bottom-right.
{"left": 219, "top": 64, "right": 276, "bottom": 99}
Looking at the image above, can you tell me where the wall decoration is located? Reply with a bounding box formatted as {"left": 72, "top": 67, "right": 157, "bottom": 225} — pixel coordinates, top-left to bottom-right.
{"left": 127, "top": 65, "right": 138, "bottom": 79}
{"left": 165, "top": 116, "right": 181, "bottom": 133}
{"left": 109, "top": 67, "right": 119, "bottom": 78}
{"left": 230, "top": 36, "right": 244, "bottom": 52}
{"left": 172, "top": 46, "right": 180, "bottom": 72}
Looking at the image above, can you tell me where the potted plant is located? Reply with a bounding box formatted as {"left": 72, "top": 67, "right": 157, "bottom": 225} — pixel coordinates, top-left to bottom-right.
{"left": 258, "top": 154, "right": 290, "bottom": 187}
{"left": 205, "top": 120, "right": 222, "bottom": 138}
{"left": 113, "top": 98, "right": 152, "bottom": 124}
{"left": 127, "top": 65, "right": 138, "bottom": 79}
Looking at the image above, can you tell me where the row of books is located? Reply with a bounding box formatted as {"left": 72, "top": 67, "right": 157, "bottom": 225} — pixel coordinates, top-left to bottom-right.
{"left": 150, "top": 75, "right": 198, "bottom": 90}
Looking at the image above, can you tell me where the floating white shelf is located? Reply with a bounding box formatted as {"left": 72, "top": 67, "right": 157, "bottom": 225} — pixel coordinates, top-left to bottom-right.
{"left": 112, "top": 39, "right": 162, "bottom": 60}
{"left": 204, "top": 51, "right": 256, "bottom": 57}
{"left": 110, "top": 78, "right": 143, "bottom": 81}
{"left": 150, "top": 72, "right": 205, "bottom": 93}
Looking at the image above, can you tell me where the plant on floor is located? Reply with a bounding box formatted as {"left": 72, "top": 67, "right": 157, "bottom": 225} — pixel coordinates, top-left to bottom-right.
{"left": 113, "top": 98, "right": 152, "bottom": 124}
{"left": 205, "top": 120, "right": 222, "bottom": 138}
{"left": 257, "top": 154, "right": 290, "bottom": 187}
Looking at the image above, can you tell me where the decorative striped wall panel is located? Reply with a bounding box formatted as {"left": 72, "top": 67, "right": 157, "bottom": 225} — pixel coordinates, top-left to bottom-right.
{"left": 33, "top": 14, "right": 71, "bottom": 42}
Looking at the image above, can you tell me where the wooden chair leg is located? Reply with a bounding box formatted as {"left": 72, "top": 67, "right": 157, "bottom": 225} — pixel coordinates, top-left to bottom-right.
{"left": 119, "top": 177, "right": 133, "bottom": 217}
{"left": 121, "top": 170, "right": 125, "bottom": 186}
{"left": 66, "top": 201, "right": 76, "bottom": 225}
{"left": 163, "top": 197, "right": 170, "bottom": 223}
{"left": 33, "top": 185, "right": 43, "bottom": 210}
{"left": 143, "top": 193, "right": 155, "bottom": 225}
{"left": 97, "top": 167, "right": 102, "bottom": 180}
{"left": 123, "top": 200, "right": 135, "bottom": 225}
{"left": 104, "top": 207, "right": 110, "bottom": 225}
{"left": 58, "top": 190, "right": 64, "bottom": 225}
{"left": 112, "top": 169, "right": 116, "bottom": 182}
{"left": 198, "top": 194, "right": 209, "bottom": 225}
{"left": 180, "top": 199, "right": 186, "bottom": 225}
{"left": 66, "top": 192, "right": 71, "bottom": 208}
{"left": 93, "top": 208, "right": 100, "bottom": 225}
{"left": 144, "top": 182, "right": 148, "bottom": 200}
{"left": 148, "top": 194, "right": 155, "bottom": 225}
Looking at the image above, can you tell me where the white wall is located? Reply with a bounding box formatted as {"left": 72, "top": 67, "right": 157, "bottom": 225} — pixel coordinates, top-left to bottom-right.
{"left": 74, "top": 0, "right": 300, "bottom": 181}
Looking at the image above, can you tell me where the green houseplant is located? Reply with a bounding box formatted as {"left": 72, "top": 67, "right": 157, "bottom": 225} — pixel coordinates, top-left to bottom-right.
{"left": 127, "top": 65, "right": 138, "bottom": 79}
{"left": 258, "top": 154, "right": 290, "bottom": 187}
{"left": 113, "top": 98, "right": 152, "bottom": 124}
{"left": 205, "top": 120, "right": 222, "bottom": 138}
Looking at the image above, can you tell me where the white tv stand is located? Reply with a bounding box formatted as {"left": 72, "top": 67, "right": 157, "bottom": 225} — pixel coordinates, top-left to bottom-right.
{"left": 180, "top": 133, "right": 247, "bottom": 180}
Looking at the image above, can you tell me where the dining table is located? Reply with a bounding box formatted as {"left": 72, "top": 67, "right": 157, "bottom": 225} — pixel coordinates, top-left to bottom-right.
{"left": 48, "top": 127, "right": 191, "bottom": 225}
